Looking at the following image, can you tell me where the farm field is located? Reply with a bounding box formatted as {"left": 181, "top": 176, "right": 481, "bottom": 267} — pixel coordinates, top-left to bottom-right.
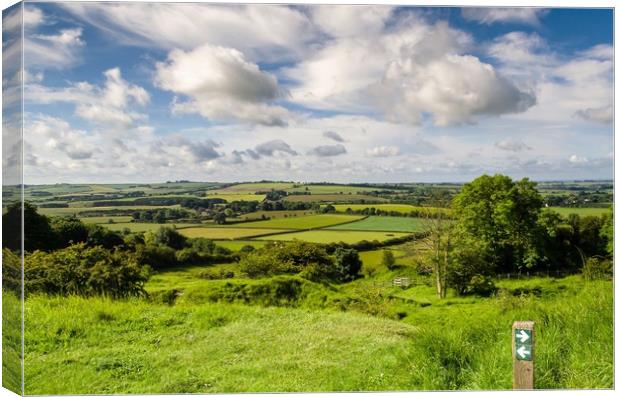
{"left": 228, "top": 214, "right": 364, "bottom": 230}
{"left": 286, "top": 185, "right": 390, "bottom": 194}
{"left": 284, "top": 194, "right": 386, "bottom": 203}
{"left": 204, "top": 194, "right": 266, "bottom": 202}
{"left": 211, "top": 183, "right": 294, "bottom": 194}
{"left": 330, "top": 204, "right": 448, "bottom": 215}
{"left": 214, "top": 240, "right": 269, "bottom": 251}
{"left": 549, "top": 206, "right": 611, "bottom": 217}
{"left": 39, "top": 205, "right": 181, "bottom": 217}
{"left": 178, "top": 227, "right": 289, "bottom": 240}
{"left": 257, "top": 230, "right": 411, "bottom": 244}
{"left": 239, "top": 210, "right": 317, "bottom": 220}
{"left": 80, "top": 216, "right": 134, "bottom": 224}
{"left": 102, "top": 222, "right": 201, "bottom": 233}
{"left": 328, "top": 216, "right": 427, "bottom": 233}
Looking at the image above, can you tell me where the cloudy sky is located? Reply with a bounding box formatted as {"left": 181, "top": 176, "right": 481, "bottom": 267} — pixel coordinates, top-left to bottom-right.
{"left": 2, "top": 3, "right": 614, "bottom": 184}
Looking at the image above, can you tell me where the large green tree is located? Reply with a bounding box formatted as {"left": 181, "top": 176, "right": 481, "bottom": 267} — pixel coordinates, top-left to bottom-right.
{"left": 452, "top": 174, "right": 543, "bottom": 274}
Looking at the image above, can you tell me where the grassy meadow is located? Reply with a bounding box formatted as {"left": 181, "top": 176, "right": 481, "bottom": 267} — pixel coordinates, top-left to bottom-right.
{"left": 328, "top": 216, "right": 427, "bottom": 232}
{"left": 257, "top": 230, "right": 412, "bottom": 244}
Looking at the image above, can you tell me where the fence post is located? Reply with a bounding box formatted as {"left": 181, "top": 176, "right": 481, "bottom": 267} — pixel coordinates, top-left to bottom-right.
{"left": 513, "top": 321, "right": 535, "bottom": 389}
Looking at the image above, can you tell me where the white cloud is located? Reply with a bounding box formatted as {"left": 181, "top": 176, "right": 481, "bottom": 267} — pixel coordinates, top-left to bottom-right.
{"left": 308, "top": 144, "right": 347, "bottom": 157}
{"left": 495, "top": 139, "right": 531, "bottom": 152}
{"left": 255, "top": 140, "right": 298, "bottom": 157}
{"left": 569, "top": 154, "right": 589, "bottom": 164}
{"left": 461, "top": 8, "right": 548, "bottom": 26}
{"left": 26, "top": 67, "right": 150, "bottom": 127}
{"left": 366, "top": 146, "right": 400, "bottom": 157}
{"left": 26, "top": 28, "right": 85, "bottom": 69}
{"left": 309, "top": 5, "right": 393, "bottom": 38}
{"left": 323, "top": 131, "right": 345, "bottom": 142}
{"left": 61, "top": 3, "right": 318, "bottom": 61}
{"left": 285, "top": 16, "right": 533, "bottom": 125}
{"left": 574, "top": 105, "right": 613, "bottom": 124}
{"left": 155, "top": 43, "right": 290, "bottom": 126}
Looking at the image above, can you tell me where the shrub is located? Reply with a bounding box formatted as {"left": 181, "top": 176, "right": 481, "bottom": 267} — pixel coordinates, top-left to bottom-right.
{"left": 198, "top": 269, "right": 235, "bottom": 280}
{"left": 2, "top": 249, "right": 21, "bottom": 295}
{"left": 135, "top": 244, "right": 177, "bottom": 269}
{"left": 24, "top": 244, "right": 149, "bottom": 298}
{"left": 334, "top": 247, "right": 362, "bottom": 282}
{"left": 149, "top": 227, "right": 188, "bottom": 250}
{"left": 463, "top": 275, "right": 497, "bottom": 297}
{"left": 582, "top": 257, "right": 613, "bottom": 281}
{"left": 382, "top": 250, "right": 397, "bottom": 270}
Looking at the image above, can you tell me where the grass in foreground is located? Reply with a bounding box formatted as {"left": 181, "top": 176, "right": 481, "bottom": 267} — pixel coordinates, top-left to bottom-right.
{"left": 22, "top": 275, "right": 612, "bottom": 393}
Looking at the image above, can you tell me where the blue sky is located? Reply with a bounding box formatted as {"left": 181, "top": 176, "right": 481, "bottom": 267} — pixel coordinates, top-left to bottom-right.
{"left": 2, "top": 3, "right": 613, "bottom": 183}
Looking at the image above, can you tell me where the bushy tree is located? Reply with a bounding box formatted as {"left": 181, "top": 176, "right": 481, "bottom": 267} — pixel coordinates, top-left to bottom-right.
{"left": 24, "top": 244, "right": 149, "bottom": 298}
{"left": 600, "top": 206, "right": 613, "bottom": 256}
{"left": 3, "top": 202, "right": 56, "bottom": 252}
{"left": 149, "top": 227, "right": 187, "bottom": 250}
{"left": 451, "top": 174, "right": 543, "bottom": 273}
{"left": 50, "top": 216, "right": 89, "bottom": 247}
{"left": 381, "top": 249, "right": 396, "bottom": 270}
{"left": 334, "top": 247, "right": 362, "bottom": 282}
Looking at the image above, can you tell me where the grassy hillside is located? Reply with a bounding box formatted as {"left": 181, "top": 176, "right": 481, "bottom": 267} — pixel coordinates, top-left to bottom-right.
{"left": 22, "top": 275, "right": 612, "bottom": 393}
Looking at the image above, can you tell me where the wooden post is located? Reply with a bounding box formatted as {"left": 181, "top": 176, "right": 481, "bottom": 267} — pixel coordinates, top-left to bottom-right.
{"left": 513, "top": 321, "right": 535, "bottom": 389}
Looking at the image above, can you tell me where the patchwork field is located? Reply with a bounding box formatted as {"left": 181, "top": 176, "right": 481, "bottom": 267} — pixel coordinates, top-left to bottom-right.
{"left": 211, "top": 183, "right": 294, "bottom": 194}
{"left": 80, "top": 216, "right": 134, "bottom": 224}
{"left": 39, "top": 205, "right": 181, "bottom": 217}
{"left": 257, "top": 230, "right": 411, "bottom": 244}
{"left": 328, "top": 216, "right": 427, "bottom": 233}
{"left": 179, "top": 227, "right": 289, "bottom": 240}
{"left": 284, "top": 194, "right": 386, "bottom": 203}
{"left": 548, "top": 206, "right": 611, "bottom": 217}
{"left": 240, "top": 210, "right": 317, "bottom": 221}
{"left": 205, "top": 194, "right": 266, "bottom": 202}
{"left": 229, "top": 214, "right": 364, "bottom": 230}
{"left": 330, "top": 204, "right": 448, "bottom": 214}
{"left": 214, "top": 240, "right": 269, "bottom": 251}
{"left": 103, "top": 222, "right": 201, "bottom": 233}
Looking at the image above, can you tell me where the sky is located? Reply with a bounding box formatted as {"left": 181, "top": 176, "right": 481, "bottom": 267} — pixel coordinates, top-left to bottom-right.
{"left": 1, "top": 2, "right": 614, "bottom": 184}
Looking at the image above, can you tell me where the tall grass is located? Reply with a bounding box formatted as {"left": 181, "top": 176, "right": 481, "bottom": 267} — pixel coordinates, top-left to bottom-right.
{"left": 21, "top": 275, "right": 612, "bottom": 393}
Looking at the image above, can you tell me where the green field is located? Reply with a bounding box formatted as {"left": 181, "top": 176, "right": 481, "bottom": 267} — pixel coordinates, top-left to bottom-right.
{"left": 284, "top": 194, "right": 386, "bottom": 203}
{"left": 257, "top": 230, "right": 411, "bottom": 244}
{"left": 205, "top": 194, "right": 266, "bottom": 202}
{"left": 211, "top": 183, "right": 294, "bottom": 194}
{"left": 330, "top": 204, "right": 448, "bottom": 215}
{"left": 548, "top": 206, "right": 611, "bottom": 217}
{"left": 230, "top": 214, "right": 363, "bottom": 230}
{"left": 215, "top": 240, "right": 269, "bottom": 251}
{"left": 101, "top": 222, "right": 201, "bottom": 233}
{"left": 328, "top": 216, "right": 427, "bottom": 232}
{"left": 286, "top": 185, "right": 389, "bottom": 194}
{"left": 240, "top": 210, "right": 317, "bottom": 221}
{"left": 179, "top": 227, "right": 288, "bottom": 240}
{"left": 80, "top": 216, "right": 134, "bottom": 224}
{"left": 39, "top": 205, "right": 181, "bottom": 217}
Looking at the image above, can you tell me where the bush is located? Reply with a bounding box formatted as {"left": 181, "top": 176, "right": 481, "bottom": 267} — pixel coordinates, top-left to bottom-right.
{"left": 24, "top": 244, "right": 149, "bottom": 298}
{"left": 135, "top": 244, "right": 177, "bottom": 269}
{"left": 582, "top": 257, "right": 613, "bottom": 281}
{"left": 2, "top": 249, "right": 21, "bottom": 295}
{"left": 463, "top": 275, "right": 497, "bottom": 297}
{"left": 334, "top": 247, "right": 362, "bottom": 282}
{"left": 198, "top": 269, "right": 235, "bottom": 280}
{"left": 149, "top": 227, "right": 188, "bottom": 250}
{"left": 382, "top": 250, "right": 397, "bottom": 270}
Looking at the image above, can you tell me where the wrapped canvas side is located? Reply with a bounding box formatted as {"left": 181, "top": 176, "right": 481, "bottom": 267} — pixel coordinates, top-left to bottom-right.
{"left": 2, "top": 2, "right": 24, "bottom": 395}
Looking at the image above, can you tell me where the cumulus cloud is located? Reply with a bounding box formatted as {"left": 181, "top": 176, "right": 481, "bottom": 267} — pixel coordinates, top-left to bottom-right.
{"left": 461, "top": 8, "right": 548, "bottom": 26}
{"left": 574, "top": 106, "right": 613, "bottom": 124}
{"left": 308, "top": 144, "right": 347, "bottom": 157}
{"left": 366, "top": 146, "right": 400, "bottom": 157}
{"left": 167, "top": 136, "right": 222, "bottom": 162}
{"left": 26, "top": 68, "right": 149, "bottom": 127}
{"left": 310, "top": 5, "right": 393, "bottom": 38}
{"left": 569, "top": 154, "right": 589, "bottom": 164}
{"left": 323, "top": 131, "right": 345, "bottom": 142}
{"left": 286, "top": 15, "right": 534, "bottom": 125}
{"left": 495, "top": 139, "right": 532, "bottom": 152}
{"left": 255, "top": 140, "right": 298, "bottom": 156}
{"left": 29, "top": 115, "right": 96, "bottom": 161}
{"left": 155, "top": 43, "right": 290, "bottom": 126}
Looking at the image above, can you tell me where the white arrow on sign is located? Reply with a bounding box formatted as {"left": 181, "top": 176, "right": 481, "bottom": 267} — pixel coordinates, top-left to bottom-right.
{"left": 517, "top": 345, "right": 531, "bottom": 359}
{"left": 517, "top": 330, "right": 530, "bottom": 343}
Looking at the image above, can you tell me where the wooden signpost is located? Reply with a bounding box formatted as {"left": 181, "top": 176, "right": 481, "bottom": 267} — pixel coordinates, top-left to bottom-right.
{"left": 512, "top": 321, "right": 535, "bottom": 389}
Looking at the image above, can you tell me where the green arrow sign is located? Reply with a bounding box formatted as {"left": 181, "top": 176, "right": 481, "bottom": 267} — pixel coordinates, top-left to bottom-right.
{"left": 515, "top": 328, "right": 533, "bottom": 361}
